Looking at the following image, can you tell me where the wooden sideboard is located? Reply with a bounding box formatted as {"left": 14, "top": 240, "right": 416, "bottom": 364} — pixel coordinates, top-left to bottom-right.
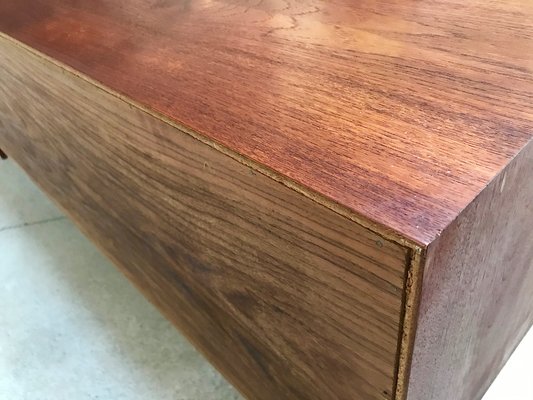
{"left": 1, "top": 1, "right": 532, "bottom": 399}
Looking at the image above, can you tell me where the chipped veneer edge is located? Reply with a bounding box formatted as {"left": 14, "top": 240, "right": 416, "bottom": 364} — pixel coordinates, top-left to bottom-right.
{"left": 394, "top": 247, "right": 425, "bottom": 400}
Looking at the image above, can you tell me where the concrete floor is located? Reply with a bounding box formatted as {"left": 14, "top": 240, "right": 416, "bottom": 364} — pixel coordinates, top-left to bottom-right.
{"left": 0, "top": 159, "right": 531, "bottom": 400}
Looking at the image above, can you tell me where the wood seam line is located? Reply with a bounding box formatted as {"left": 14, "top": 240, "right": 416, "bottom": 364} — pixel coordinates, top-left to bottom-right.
{"left": 393, "top": 247, "right": 425, "bottom": 400}
{"left": 0, "top": 31, "right": 422, "bottom": 251}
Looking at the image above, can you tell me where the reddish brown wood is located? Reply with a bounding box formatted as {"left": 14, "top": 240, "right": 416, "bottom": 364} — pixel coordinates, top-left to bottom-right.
{"left": 0, "top": 36, "right": 410, "bottom": 400}
{"left": 1, "top": 2, "right": 533, "bottom": 400}
{"left": 1, "top": 0, "right": 532, "bottom": 244}
{"left": 408, "top": 140, "right": 533, "bottom": 400}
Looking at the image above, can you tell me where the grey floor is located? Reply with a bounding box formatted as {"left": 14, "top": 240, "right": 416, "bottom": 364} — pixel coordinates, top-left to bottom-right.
{"left": 0, "top": 159, "right": 531, "bottom": 400}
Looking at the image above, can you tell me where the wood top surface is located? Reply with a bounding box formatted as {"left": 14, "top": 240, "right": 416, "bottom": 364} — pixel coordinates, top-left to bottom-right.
{"left": 1, "top": 0, "right": 533, "bottom": 245}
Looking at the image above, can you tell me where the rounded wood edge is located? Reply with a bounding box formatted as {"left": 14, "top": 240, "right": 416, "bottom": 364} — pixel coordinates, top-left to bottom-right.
{"left": 394, "top": 247, "right": 426, "bottom": 400}
{"left": 0, "top": 32, "right": 425, "bottom": 251}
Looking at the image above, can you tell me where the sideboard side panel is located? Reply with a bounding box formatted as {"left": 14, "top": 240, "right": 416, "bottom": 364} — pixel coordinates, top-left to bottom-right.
{"left": 408, "top": 140, "right": 533, "bottom": 400}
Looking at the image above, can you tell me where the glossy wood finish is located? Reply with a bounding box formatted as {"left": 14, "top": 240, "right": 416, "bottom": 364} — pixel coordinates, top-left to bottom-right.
{"left": 0, "top": 36, "right": 411, "bottom": 400}
{"left": 2, "top": 0, "right": 533, "bottom": 244}
{"left": 2, "top": 2, "right": 533, "bottom": 400}
{"left": 409, "top": 140, "right": 533, "bottom": 400}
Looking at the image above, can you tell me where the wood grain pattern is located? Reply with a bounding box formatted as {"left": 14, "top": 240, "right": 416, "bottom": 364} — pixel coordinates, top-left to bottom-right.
{"left": 0, "top": 36, "right": 412, "bottom": 400}
{"left": 408, "top": 140, "right": 533, "bottom": 400}
{"left": 2, "top": 0, "right": 533, "bottom": 244}
{"left": 2, "top": 2, "right": 533, "bottom": 399}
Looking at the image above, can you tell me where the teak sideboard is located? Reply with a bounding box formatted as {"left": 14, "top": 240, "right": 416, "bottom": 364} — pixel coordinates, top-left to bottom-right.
{"left": 1, "top": 1, "right": 532, "bottom": 399}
